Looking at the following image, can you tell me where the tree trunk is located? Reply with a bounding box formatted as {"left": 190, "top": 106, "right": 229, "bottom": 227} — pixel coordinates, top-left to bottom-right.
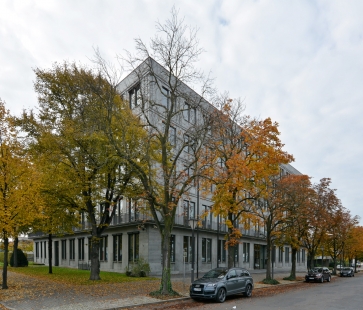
{"left": 265, "top": 236, "right": 272, "bottom": 281}
{"left": 48, "top": 233, "right": 53, "bottom": 274}
{"left": 2, "top": 236, "right": 9, "bottom": 289}
{"left": 159, "top": 221, "right": 173, "bottom": 294}
{"left": 89, "top": 233, "right": 101, "bottom": 280}
{"left": 289, "top": 248, "right": 297, "bottom": 279}
{"left": 227, "top": 244, "right": 235, "bottom": 268}
{"left": 13, "top": 236, "right": 18, "bottom": 267}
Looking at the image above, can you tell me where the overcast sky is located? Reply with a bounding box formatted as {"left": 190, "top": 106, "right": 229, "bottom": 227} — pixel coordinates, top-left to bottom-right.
{"left": 1, "top": 0, "right": 362, "bottom": 223}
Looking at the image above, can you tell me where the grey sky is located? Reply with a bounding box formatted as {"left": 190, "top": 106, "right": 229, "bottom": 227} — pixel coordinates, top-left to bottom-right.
{"left": 1, "top": 0, "right": 362, "bottom": 223}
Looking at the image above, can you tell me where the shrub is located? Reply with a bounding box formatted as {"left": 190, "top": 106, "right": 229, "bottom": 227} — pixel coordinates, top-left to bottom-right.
{"left": 125, "top": 257, "right": 151, "bottom": 277}
{"left": 10, "top": 249, "right": 28, "bottom": 267}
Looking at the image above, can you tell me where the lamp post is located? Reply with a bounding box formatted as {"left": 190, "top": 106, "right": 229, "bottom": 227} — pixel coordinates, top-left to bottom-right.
{"left": 189, "top": 217, "right": 198, "bottom": 283}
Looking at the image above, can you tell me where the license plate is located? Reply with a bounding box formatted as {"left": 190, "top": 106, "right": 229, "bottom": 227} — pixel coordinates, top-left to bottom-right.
{"left": 309, "top": 277, "right": 314, "bottom": 280}
{"left": 194, "top": 288, "right": 201, "bottom": 291}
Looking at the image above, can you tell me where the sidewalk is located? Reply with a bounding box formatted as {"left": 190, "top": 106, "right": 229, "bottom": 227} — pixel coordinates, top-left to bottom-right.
{"left": 0, "top": 270, "right": 309, "bottom": 310}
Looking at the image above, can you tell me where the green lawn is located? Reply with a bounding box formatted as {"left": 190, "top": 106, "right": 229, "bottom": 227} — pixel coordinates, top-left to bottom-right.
{"left": 7, "top": 265, "right": 157, "bottom": 285}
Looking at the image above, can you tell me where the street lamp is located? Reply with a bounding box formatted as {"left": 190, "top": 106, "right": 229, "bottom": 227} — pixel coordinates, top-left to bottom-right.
{"left": 189, "top": 217, "right": 198, "bottom": 283}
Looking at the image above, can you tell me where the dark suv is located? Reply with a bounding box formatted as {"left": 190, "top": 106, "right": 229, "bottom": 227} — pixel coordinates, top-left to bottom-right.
{"left": 190, "top": 267, "right": 254, "bottom": 303}
{"left": 305, "top": 267, "right": 331, "bottom": 283}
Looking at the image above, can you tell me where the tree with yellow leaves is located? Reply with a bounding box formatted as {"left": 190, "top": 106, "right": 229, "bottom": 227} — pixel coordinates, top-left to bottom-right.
{"left": 0, "top": 99, "right": 43, "bottom": 289}
{"left": 19, "top": 62, "right": 146, "bottom": 281}
{"left": 203, "top": 96, "right": 293, "bottom": 270}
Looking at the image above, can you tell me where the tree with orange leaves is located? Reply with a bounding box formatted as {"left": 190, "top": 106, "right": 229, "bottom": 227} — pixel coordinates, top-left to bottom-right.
{"left": 202, "top": 96, "right": 293, "bottom": 269}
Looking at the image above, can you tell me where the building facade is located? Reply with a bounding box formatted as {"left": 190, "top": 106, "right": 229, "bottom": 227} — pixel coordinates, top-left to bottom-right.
{"left": 31, "top": 59, "right": 307, "bottom": 275}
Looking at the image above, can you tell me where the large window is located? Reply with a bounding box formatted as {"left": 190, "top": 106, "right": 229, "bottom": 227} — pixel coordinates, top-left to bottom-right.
{"left": 99, "top": 236, "right": 108, "bottom": 261}
{"left": 218, "top": 240, "right": 226, "bottom": 263}
{"left": 278, "top": 247, "right": 283, "bottom": 263}
{"left": 78, "top": 238, "right": 85, "bottom": 261}
{"left": 234, "top": 244, "right": 239, "bottom": 263}
{"left": 35, "top": 242, "right": 39, "bottom": 258}
{"left": 170, "top": 234, "right": 175, "bottom": 263}
{"left": 69, "top": 239, "right": 75, "bottom": 260}
{"left": 285, "top": 247, "right": 289, "bottom": 263}
{"left": 302, "top": 249, "right": 306, "bottom": 263}
{"left": 184, "top": 102, "right": 196, "bottom": 124}
{"left": 297, "top": 249, "right": 301, "bottom": 263}
{"left": 183, "top": 236, "right": 192, "bottom": 263}
{"left": 243, "top": 242, "right": 250, "bottom": 263}
{"left": 113, "top": 234, "right": 122, "bottom": 262}
{"left": 169, "top": 126, "right": 176, "bottom": 147}
{"left": 162, "top": 86, "right": 170, "bottom": 109}
{"left": 44, "top": 241, "right": 46, "bottom": 259}
{"left": 61, "top": 240, "right": 67, "bottom": 260}
{"left": 202, "top": 205, "right": 212, "bottom": 229}
{"left": 183, "top": 200, "right": 195, "bottom": 225}
{"left": 129, "top": 84, "right": 140, "bottom": 108}
{"left": 202, "top": 238, "right": 212, "bottom": 263}
{"left": 128, "top": 233, "right": 139, "bottom": 262}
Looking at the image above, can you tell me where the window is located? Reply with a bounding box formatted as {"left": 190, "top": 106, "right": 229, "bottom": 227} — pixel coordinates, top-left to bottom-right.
{"left": 170, "top": 235, "right": 175, "bottom": 263}
{"left": 44, "top": 241, "right": 46, "bottom": 259}
{"left": 243, "top": 242, "right": 250, "bottom": 263}
{"left": 278, "top": 247, "right": 283, "bottom": 263}
{"left": 218, "top": 240, "right": 226, "bottom": 263}
{"left": 35, "top": 242, "right": 39, "bottom": 258}
{"left": 285, "top": 247, "right": 289, "bottom": 263}
{"left": 61, "top": 240, "right": 67, "bottom": 260}
{"left": 302, "top": 249, "right": 305, "bottom": 263}
{"left": 113, "top": 234, "right": 122, "bottom": 262}
{"left": 202, "top": 205, "right": 212, "bottom": 229}
{"left": 162, "top": 87, "right": 170, "bottom": 109}
{"left": 183, "top": 236, "right": 192, "bottom": 263}
{"left": 69, "top": 239, "right": 75, "bottom": 260}
{"left": 202, "top": 238, "right": 212, "bottom": 263}
{"left": 234, "top": 244, "right": 239, "bottom": 263}
{"left": 128, "top": 233, "right": 139, "bottom": 262}
{"left": 99, "top": 236, "right": 108, "bottom": 261}
{"left": 297, "top": 249, "right": 300, "bottom": 263}
{"left": 184, "top": 102, "right": 196, "bottom": 123}
{"left": 184, "top": 135, "right": 192, "bottom": 153}
{"left": 169, "top": 126, "right": 176, "bottom": 147}
{"left": 40, "top": 241, "right": 43, "bottom": 258}
{"left": 129, "top": 84, "right": 140, "bottom": 108}
{"left": 183, "top": 200, "right": 195, "bottom": 225}
{"left": 78, "top": 238, "right": 85, "bottom": 261}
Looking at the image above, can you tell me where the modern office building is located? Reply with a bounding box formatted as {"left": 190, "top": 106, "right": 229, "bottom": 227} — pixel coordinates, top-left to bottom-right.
{"left": 31, "top": 58, "right": 307, "bottom": 275}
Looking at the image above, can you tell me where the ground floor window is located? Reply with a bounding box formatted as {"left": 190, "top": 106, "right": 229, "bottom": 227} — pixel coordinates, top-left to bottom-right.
{"left": 234, "top": 244, "right": 239, "bottom": 263}
{"left": 128, "top": 233, "right": 139, "bottom": 262}
{"left": 302, "top": 249, "right": 305, "bottom": 263}
{"left": 78, "top": 238, "right": 85, "bottom": 261}
{"left": 170, "top": 235, "right": 175, "bottom": 263}
{"left": 35, "top": 242, "right": 39, "bottom": 258}
{"left": 183, "top": 236, "right": 192, "bottom": 263}
{"left": 202, "top": 238, "right": 212, "bottom": 263}
{"left": 297, "top": 249, "right": 301, "bottom": 263}
{"left": 278, "top": 247, "right": 283, "bottom": 263}
{"left": 113, "top": 234, "right": 122, "bottom": 262}
{"left": 218, "top": 240, "right": 226, "bottom": 263}
{"left": 69, "top": 239, "right": 75, "bottom": 260}
{"left": 61, "top": 240, "right": 67, "bottom": 260}
{"left": 44, "top": 241, "right": 46, "bottom": 259}
{"left": 285, "top": 247, "right": 289, "bottom": 263}
{"left": 99, "top": 236, "right": 108, "bottom": 261}
{"left": 243, "top": 242, "right": 250, "bottom": 263}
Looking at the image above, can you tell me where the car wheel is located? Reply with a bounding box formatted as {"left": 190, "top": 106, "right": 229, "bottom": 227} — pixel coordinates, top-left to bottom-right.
{"left": 216, "top": 288, "right": 226, "bottom": 303}
{"left": 244, "top": 284, "right": 252, "bottom": 297}
{"left": 320, "top": 277, "right": 324, "bottom": 283}
{"left": 327, "top": 276, "right": 331, "bottom": 282}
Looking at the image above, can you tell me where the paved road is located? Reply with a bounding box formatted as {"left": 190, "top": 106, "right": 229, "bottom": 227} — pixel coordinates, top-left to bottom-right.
{"left": 188, "top": 273, "right": 362, "bottom": 310}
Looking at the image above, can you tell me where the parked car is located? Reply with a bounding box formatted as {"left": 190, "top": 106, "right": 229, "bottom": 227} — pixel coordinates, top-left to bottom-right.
{"left": 340, "top": 267, "right": 354, "bottom": 277}
{"left": 305, "top": 267, "right": 331, "bottom": 283}
{"left": 190, "top": 267, "right": 254, "bottom": 303}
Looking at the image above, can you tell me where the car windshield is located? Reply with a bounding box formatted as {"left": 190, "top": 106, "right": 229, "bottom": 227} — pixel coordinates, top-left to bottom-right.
{"left": 342, "top": 267, "right": 351, "bottom": 271}
{"left": 202, "top": 269, "right": 228, "bottom": 279}
{"left": 311, "top": 268, "right": 322, "bottom": 273}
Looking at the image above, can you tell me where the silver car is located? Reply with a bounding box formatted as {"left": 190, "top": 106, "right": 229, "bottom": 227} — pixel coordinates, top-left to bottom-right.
{"left": 190, "top": 267, "right": 254, "bottom": 303}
